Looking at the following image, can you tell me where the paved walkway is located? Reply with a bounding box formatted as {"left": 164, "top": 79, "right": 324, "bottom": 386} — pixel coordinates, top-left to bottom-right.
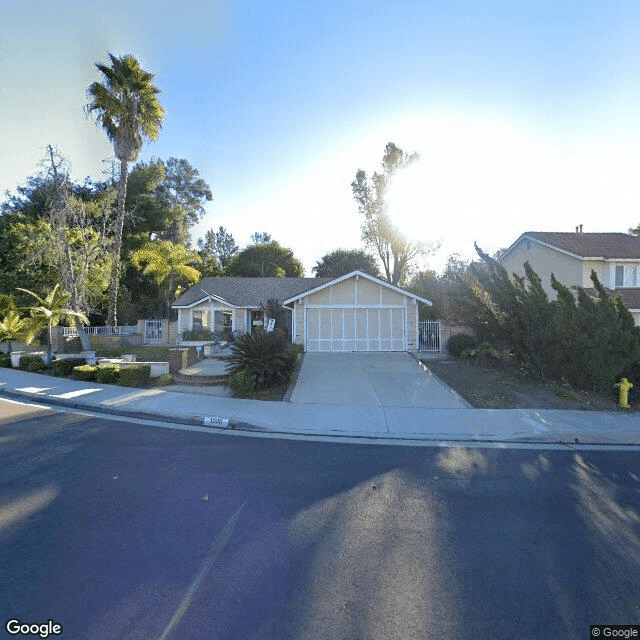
{"left": 1, "top": 367, "right": 640, "bottom": 446}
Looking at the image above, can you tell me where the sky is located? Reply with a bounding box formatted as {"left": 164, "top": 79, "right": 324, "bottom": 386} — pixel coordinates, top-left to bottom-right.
{"left": 2, "top": 0, "right": 640, "bottom": 276}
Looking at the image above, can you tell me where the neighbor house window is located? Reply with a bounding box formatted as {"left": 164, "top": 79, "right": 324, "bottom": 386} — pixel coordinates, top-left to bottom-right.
{"left": 615, "top": 265, "right": 638, "bottom": 287}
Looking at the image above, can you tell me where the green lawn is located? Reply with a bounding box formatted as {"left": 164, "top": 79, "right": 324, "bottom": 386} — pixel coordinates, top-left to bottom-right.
{"left": 93, "top": 345, "right": 172, "bottom": 362}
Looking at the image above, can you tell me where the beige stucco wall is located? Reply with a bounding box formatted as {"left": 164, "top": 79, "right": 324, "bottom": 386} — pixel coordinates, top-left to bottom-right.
{"left": 581, "top": 260, "right": 606, "bottom": 288}
{"left": 500, "top": 238, "right": 583, "bottom": 299}
{"left": 304, "top": 276, "right": 407, "bottom": 306}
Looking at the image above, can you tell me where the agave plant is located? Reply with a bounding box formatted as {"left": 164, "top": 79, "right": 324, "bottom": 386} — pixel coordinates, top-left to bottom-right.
{"left": 226, "top": 331, "right": 296, "bottom": 389}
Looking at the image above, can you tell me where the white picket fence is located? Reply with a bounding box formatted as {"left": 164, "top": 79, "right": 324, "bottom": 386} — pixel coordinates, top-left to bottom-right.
{"left": 63, "top": 325, "right": 139, "bottom": 337}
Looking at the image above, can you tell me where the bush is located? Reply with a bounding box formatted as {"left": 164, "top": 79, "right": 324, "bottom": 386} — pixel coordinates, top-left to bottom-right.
{"left": 228, "top": 369, "right": 257, "bottom": 398}
{"left": 181, "top": 328, "right": 215, "bottom": 341}
{"left": 154, "top": 373, "right": 173, "bottom": 386}
{"left": 19, "top": 354, "right": 47, "bottom": 372}
{"left": 96, "top": 364, "right": 121, "bottom": 384}
{"left": 0, "top": 353, "right": 11, "bottom": 368}
{"left": 73, "top": 365, "right": 97, "bottom": 381}
{"left": 52, "top": 358, "right": 85, "bottom": 377}
{"left": 226, "top": 331, "right": 296, "bottom": 389}
{"left": 447, "top": 333, "right": 476, "bottom": 358}
{"left": 462, "top": 341, "right": 501, "bottom": 361}
{"left": 119, "top": 364, "right": 151, "bottom": 388}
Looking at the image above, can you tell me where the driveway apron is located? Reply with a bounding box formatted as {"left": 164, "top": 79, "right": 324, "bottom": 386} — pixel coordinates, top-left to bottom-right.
{"left": 289, "top": 352, "right": 467, "bottom": 408}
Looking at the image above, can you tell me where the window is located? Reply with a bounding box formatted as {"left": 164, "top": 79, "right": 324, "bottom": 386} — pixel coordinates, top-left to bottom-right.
{"left": 192, "top": 310, "right": 208, "bottom": 330}
{"left": 615, "top": 265, "right": 638, "bottom": 287}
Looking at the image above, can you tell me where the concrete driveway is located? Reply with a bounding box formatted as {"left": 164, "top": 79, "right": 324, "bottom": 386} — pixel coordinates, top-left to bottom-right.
{"left": 289, "top": 352, "right": 468, "bottom": 408}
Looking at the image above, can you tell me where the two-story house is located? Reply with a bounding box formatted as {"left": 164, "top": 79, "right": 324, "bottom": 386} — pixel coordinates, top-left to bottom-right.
{"left": 498, "top": 230, "right": 640, "bottom": 325}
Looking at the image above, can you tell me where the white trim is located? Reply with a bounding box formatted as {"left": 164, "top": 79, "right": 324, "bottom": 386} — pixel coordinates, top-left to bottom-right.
{"left": 173, "top": 295, "right": 236, "bottom": 310}
{"left": 283, "top": 270, "right": 432, "bottom": 306}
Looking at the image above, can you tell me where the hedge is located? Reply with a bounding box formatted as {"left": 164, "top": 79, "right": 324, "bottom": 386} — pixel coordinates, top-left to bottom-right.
{"left": 118, "top": 364, "right": 151, "bottom": 388}
{"left": 0, "top": 353, "right": 11, "bottom": 368}
{"left": 96, "top": 364, "right": 121, "bottom": 384}
{"left": 73, "top": 365, "right": 97, "bottom": 381}
{"left": 52, "top": 358, "right": 86, "bottom": 377}
{"left": 19, "top": 354, "right": 47, "bottom": 372}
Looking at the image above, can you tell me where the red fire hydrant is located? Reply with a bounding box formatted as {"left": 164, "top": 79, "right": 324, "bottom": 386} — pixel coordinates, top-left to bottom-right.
{"left": 615, "top": 377, "right": 633, "bottom": 408}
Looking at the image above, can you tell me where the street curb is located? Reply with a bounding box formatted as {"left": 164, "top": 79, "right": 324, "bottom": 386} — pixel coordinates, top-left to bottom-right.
{"left": 3, "top": 384, "right": 640, "bottom": 449}
{"left": 0, "top": 385, "right": 229, "bottom": 430}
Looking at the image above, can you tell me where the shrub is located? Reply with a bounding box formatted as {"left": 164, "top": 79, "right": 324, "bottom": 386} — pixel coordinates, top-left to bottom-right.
{"left": 228, "top": 369, "right": 257, "bottom": 398}
{"left": 154, "top": 373, "right": 173, "bottom": 386}
{"left": 0, "top": 353, "right": 11, "bottom": 368}
{"left": 96, "top": 364, "right": 121, "bottom": 384}
{"left": 181, "top": 328, "right": 215, "bottom": 341}
{"left": 447, "top": 333, "right": 476, "bottom": 358}
{"left": 226, "top": 331, "right": 296, "bottom": 389}
{"left": 73, "top": 365, "right": 97, "bottom": 381}
{"left": 52, "top": 358, "right": 85, "bottom": 377}
{"left": 119, "top": 364, "right": 151, "bottom": 388}
{"left": 19, "top": 354, "right": 47, "bottom": 372}
{"left": 462, "top": 341, "right": 500, "bottom": 361}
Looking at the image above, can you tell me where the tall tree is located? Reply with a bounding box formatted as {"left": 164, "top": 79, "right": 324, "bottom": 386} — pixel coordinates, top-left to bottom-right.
{"left": 251, "top": 231, "right": 272, "bottom": 244}
{"left": 43, "top": 146, "right": 113, "bottom": 349}
{"left": 130, "top": 241, "right": 202, "bottom": 317}
{"left": 313, "top": 249, "right": 381, "bottom": 278}
{"left": 86, "top": 52, "right": 166, "bottom": 326}
{"left": 224, "top": 241, "right": 304, "bottom": 277}
{"left": 198, "top": 226, "right": 239, "bottom": 272}
{"left": 352, "top": 142, "right": 426, "bottom": 285}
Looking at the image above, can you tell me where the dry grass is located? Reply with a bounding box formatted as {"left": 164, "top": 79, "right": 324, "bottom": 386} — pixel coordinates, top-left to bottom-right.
{"left": 423, "top": 357, "right": 630, "bottom": 411}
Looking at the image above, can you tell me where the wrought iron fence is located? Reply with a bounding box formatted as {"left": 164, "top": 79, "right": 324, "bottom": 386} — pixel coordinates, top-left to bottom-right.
{"left": 418, "top": 320, "right": 441, "bottom": 352}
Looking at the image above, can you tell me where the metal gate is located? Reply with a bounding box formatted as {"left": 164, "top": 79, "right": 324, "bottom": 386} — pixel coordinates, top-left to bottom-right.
{"left": 418, "top": 320, "right": 441, "bottom": 352}
{"left": 144, "top": 319, "right": 164, "bottom": 344}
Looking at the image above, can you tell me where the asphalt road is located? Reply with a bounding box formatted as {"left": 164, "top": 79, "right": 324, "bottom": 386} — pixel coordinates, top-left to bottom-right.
{"left": 1, "top": 398, "right": 640, "bottom": 640}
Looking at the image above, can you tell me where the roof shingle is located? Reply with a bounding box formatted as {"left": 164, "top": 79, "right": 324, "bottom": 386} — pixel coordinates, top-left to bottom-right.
{"left": 526, "top": 232, "right": 640, "bottom": 259}
{"left": 172, "top": 277, "right": 332, "bottom": 308}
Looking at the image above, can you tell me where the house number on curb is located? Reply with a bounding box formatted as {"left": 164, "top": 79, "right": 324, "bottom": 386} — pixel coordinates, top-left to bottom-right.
{"left": 203, "top": 416, "right": 229, "bottom": 428}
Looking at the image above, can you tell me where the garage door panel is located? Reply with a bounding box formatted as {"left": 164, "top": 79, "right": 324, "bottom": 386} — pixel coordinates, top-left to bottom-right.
{"left": 319, "top": 309, "right": 331, "bottom": 339}
{"left": 306, "top": 307, "right": 405, "bottom": 352}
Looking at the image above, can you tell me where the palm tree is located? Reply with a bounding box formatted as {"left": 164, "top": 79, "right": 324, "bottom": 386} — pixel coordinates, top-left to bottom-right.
{"left": 130, "top": 241, "right": 202, "bottom": 317}
{"left": 18, "top": 285, "right": 89, "bottom": 366}
{"left": 86, "top": 53, "right": 166, "bottom": 327}
{"left": 0, "top": 310, "right": 28, "bottom": 354}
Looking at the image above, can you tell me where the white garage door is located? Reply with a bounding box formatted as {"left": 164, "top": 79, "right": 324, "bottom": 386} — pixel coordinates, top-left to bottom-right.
{"left": 305, "top": 307, "right": 405, "bottom": 352}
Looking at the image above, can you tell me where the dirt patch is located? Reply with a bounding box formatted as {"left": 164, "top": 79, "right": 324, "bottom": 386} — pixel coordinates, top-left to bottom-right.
{"left": 422, "top": 357, "right": 632, "bottom": 411}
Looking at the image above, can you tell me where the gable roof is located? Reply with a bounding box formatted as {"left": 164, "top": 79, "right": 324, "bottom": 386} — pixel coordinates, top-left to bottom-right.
{"left": 282, "top": 270, "right": 433, "bottom": 305}
{"left": 172, "top": 277, "right": 332, "bottom": 309}
{"left": 505, "top": 232, "right": 640, "bottom": 260}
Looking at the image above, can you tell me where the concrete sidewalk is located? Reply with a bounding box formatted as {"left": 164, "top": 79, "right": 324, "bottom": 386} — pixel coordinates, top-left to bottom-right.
{"left": 1, "top": 367, "right": 639, "bottom": 446}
